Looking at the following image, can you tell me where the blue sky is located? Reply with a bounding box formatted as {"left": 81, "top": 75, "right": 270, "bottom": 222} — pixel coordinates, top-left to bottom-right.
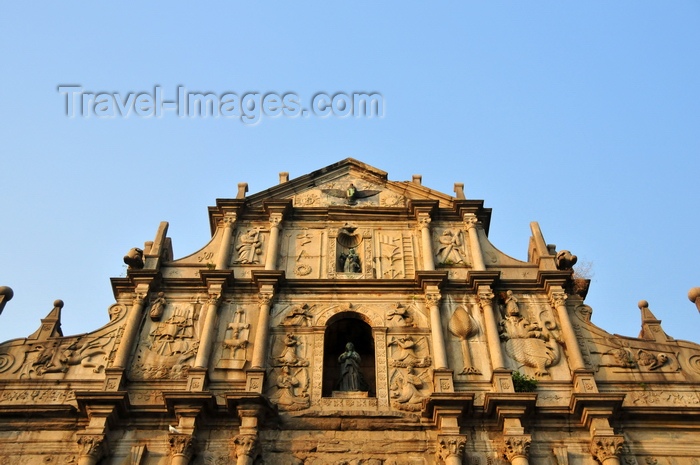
{"left": 1, "top": 2, "right": 699, "bottom": 344}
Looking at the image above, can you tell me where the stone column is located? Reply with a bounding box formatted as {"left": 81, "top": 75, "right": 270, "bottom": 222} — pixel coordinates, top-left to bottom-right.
{"left": 215, "top": 213, "right": 237, "bottom": 270}
{"left": 193, "top": 291, "right": 222, "bottom": 369}
{"left": 418, "top": 213, "right": 435, "bottom": 271}
{"left": 502, "top": 435, "right": 532, "bottom": 465}
{"left": 168, "top": 434, "right": 195, "bottom": 465}
{"left": 437, "top": 436, "right": 467, "bottom": 465}
{"left": 464, "top": 213, "right": 485, "bottom": 271}
{"left": 233, "top": 434, "right": 260, "bottom": 465}
{"left": 251, "top": 289, "right": 275, "bottom": 368}
{"left": 426, "top": 290, "right": 448, "bottom": 369}
{"left": 477, "top": 286, "right": 505, "bottom": 370}
{"left": 112, "top": 284, "right": 149, "bottom": 369}
{"left": 264, "top": 213, "right": 283, "bottom": 270}
{"left": 590, "top": 436, "right": 625, "bottom": 465}
{"left": 77, "top": 434, "right": 106, "bottom": 465}
{"left": 548, "top": 288, "right": 586, "bottom": 372}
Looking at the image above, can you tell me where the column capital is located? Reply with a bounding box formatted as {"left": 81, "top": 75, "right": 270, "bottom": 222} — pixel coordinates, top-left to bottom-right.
{"left": 418, "top": 214, "right": 432, "bottom": 229}
{"left": 233, "top": 434, "right": 260, "bottom": 459}
{"left": 207, "top": 291, "right": 223, "bottom": 306}
{"left": 437, "top": 435, "right": 467, "bottom": 464}
{"left": 548, "top": 289, "right": 568, "bottom": 309}
{"left": 77, "top": 434, "right": 107, "bottom": 461}
{"left": 168, "top": 433, "right": 196, "bottom": 459}
{"left": 502, "top": 435, "right": 531, "bottom": 463}
{"left": 590, "top": 435, "right": 624, "bottom": 464}
{"left": 425, "top": 292, "right": 442, "bottom": 307}
{"left": 258, "top": 291, "right": 274, "bottom": 306}
{"left": 463, "top": 213, "right": 479, "bottom": 230}
{"left": 269, "top": 213, "right": 283, "bottom": 229}
{"left": 477, "top": 288, "right": 495, "bottom": 308}
{"left": 222, "top": 212, "right": 238, "bottom": 226}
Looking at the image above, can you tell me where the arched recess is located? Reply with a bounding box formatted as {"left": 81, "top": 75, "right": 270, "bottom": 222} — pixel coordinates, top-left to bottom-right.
{"left": 322, "top": 312, "right": 375, "bottom": 397}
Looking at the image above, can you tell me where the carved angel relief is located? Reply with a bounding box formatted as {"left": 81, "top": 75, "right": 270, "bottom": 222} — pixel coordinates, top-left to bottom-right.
{"left": 268, "top": 333, "right": 310, "bottom": 411}
{"left": 388, "top": 336, "right": 431, "bottom": 368}
{"left": 390, "top": 364, "right": 430, "bottom": 411}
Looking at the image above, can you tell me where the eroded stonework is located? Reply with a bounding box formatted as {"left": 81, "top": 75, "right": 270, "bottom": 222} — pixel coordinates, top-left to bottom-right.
{"left": 1, "top": 159, "right": 700, "bottom": 465}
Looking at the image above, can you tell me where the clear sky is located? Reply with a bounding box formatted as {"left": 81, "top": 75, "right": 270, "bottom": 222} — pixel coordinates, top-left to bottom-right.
{"left": 1, "top": 2, "right": 698, "bottom": 345}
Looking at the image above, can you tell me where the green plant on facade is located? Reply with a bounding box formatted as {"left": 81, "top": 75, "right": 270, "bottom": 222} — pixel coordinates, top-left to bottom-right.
{"left": 512, "top": 371, "right": 538, "bottom": 392}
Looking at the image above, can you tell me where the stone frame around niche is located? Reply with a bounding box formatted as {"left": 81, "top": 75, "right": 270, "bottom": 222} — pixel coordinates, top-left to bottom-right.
{"left": 312, "top": 306, "right": 389, "bottom": 410}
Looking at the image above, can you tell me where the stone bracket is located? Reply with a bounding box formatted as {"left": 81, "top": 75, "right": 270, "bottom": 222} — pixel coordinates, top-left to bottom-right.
{"left": 422, "top": 393, "right": 474, "bottom": 434}
{"left": 569, "top": 393, "right": 625, "bottom": 430}
{"left": 162, "top": 391, "right": 215, "bottom": 434}
{"left": 483, "top": 392, "right": 537, "bottom": 431}
{"left": 74, "top": 390, "right": 130, "bottom": 432}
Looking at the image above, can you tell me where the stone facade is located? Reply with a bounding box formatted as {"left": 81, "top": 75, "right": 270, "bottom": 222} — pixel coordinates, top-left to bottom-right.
{"left": 1, "top": 158, "right": 700, "bottom": 465}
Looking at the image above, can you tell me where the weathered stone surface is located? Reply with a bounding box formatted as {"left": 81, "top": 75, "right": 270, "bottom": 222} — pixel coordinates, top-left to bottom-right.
{"left": 1, "top": 159, "right": 700, "bottom": 464}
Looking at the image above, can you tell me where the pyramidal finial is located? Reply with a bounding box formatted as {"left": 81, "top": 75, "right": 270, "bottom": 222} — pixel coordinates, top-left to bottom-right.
{"left": 637, "top": 300, "right": 672, "bottom": 342}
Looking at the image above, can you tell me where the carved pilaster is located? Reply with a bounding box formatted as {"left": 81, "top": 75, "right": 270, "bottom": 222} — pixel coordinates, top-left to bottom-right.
{"left": 547, "top": 287, "right": 587, "bottom": 373}
{"left": 437, "top": 435, "right": 467, "bottom": 465}
{"left": 477, "top": 287, "right": 506, "bottom": 370}
{"left": 417, "top": 213, "right": 435, "bottom": 270}
{"left": 168, "top": 433, "right": 195, "bottom": 460}
{"left": 251, "top": 288, "right": 276, "bottom": 368}
{"left": 463, "top": 213, "right": 485, "bottom": 270}
{"left": 77, "top": 434, "right": 106, "bottom": 465}
{"left": 425, "top": 290, "right": 448, "bottom": 370}
{"left": 590, "top": 436, "right": 624, "bottom": 465}
{"left": 502, "top": 435, "right": 531, "bottom": 465}
{"left": 265, "top": 212, "right": 284, "bottom": 270}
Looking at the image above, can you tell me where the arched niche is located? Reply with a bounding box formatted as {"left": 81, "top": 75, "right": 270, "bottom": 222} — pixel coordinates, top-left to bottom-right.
{"left": 322, "top": 312, "right": 375, "bottom": 397}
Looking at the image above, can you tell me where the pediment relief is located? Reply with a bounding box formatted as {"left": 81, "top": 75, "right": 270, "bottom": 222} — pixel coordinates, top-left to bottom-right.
{"left": 293, "top": 177, "right": 402, "bottom": 208}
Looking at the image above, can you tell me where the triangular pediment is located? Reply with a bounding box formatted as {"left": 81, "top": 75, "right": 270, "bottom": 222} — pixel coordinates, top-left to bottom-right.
{"left": 243, "top": 158, "right": 456, "bottom": 209}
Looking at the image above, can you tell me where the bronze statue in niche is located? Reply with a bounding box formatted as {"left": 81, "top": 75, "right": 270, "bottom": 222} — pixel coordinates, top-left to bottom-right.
{"left": 337, "top": 342, "right": 368, "bottom": 391}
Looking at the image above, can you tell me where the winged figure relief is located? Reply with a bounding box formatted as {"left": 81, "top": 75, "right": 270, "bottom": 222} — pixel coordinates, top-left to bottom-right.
{"left": 321, "top": 183, "right": 380, "bottom": 205}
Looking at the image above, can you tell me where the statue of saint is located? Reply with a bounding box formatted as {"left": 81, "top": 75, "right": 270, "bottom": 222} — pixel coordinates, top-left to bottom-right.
{"left": 337, "top": 342, "right": 367, "bottom": 391}
{"left": 339, "top": 248, "right": 361, "bottom": 273}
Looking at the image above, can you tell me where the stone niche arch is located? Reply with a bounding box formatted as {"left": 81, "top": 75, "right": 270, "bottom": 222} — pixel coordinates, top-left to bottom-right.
{"left": 311, "top": 306, "right": 389, "bottom": 409}
{"left": 323, "top": 312, "right": 375, "bottom": 397}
